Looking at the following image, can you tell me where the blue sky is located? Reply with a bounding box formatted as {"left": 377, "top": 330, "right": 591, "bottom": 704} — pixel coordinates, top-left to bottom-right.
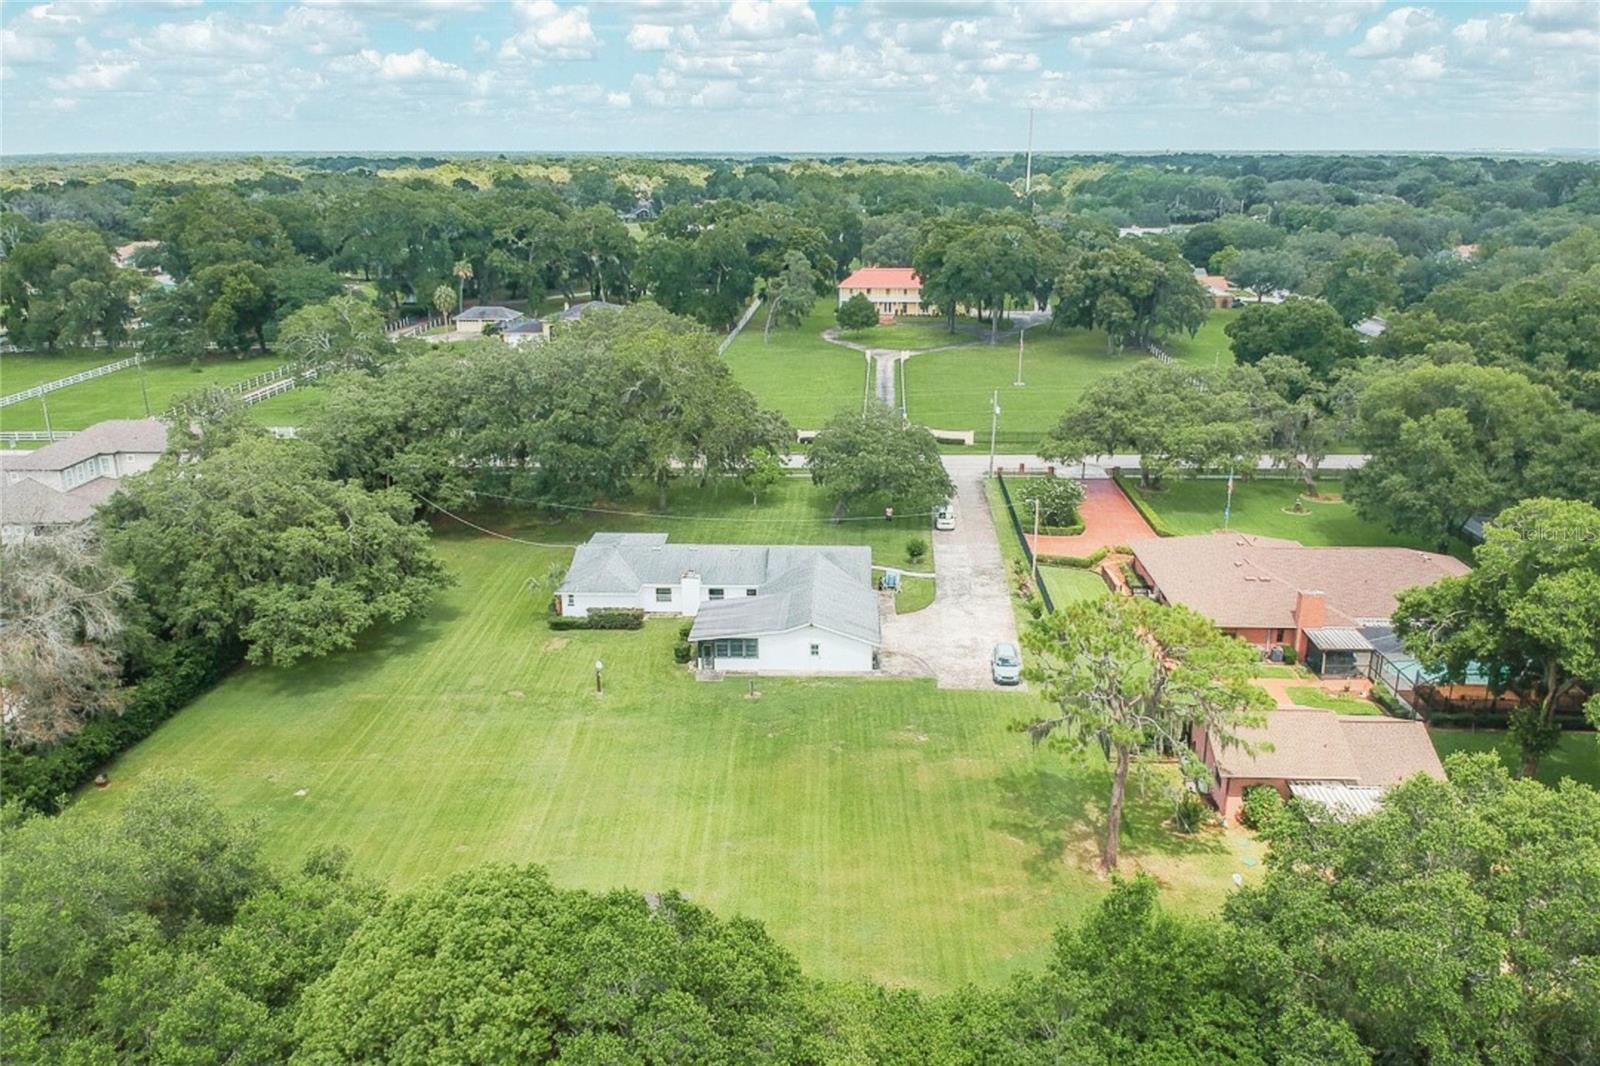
{"left": 2, "top": 1, "right": 1596, "bottom": 155}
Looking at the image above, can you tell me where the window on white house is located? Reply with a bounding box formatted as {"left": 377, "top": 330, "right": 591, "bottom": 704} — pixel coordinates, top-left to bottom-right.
{"left": 745, "top": 588, "right": 757, "bottom": 597}
{"left": 708, "top": 588, "right": 724, "bottom": 600}
{"left": 711, "top": 638, "right": 758, "bottom": 658}
{"left": 566, "top": 595, "right": 574, "bottom": 607}
{"left": 809, "top": 643, "right": 820, "bottom": 657}
{"left": 655, "top": 587, "right": 672, "bottom": 602}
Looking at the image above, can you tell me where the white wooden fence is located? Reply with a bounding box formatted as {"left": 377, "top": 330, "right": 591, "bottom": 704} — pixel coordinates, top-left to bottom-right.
{"left": 0, "top": 355, "right": 144, "bottom": 408}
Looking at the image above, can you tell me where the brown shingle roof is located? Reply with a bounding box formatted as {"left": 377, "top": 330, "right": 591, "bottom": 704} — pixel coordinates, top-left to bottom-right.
{"left": 0, "top": 420, "right": 167, "bottom": 472}
{"left": 1211, "top": 711, "right": 1444, "bottom": 786}
{"left": 1131, "top": 533, "right": 1468, "bottom": 629}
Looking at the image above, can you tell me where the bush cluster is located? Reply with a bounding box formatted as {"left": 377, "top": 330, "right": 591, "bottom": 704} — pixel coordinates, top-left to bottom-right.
{"left": 1038, "top": 546, "right": 1109, "bottom": 569}
{"left": 1239, "top": 784, "right": 1286, "bottom": 831}
{"left": 0, "top": 638, "right": 242, "bottom": 814}
{"left": 547, "top": 607, "right": 646, "bottom": 631}
{"left": 1021, "top": 477, "right": 1085, "bottom": 529}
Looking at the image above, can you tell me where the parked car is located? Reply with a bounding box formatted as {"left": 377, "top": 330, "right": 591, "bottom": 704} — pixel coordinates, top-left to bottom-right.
{"left": 990, "top": 642, "right": 1022, "bottom": 685}
{"left": 933, "top": 503, "right": 956, "bottom": 531}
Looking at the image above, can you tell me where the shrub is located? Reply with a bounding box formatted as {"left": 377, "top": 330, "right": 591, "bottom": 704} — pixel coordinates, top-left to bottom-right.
{"left": 1279, "top": 644, "right": 1297, "bottom": 666}
{"left": 0, "top": 637, "right": 242, "bottom": 814}
{"left": 1172, "top": 788, "right": 1212, "bottom": 834}
{"left": 836, "top": 293, "right": 878, "bottom": 331}
{"left": 678, "top": 621, "right": 694, "bottom": 640}
{"left": 1038, "top": 547, "right": 1109, "bottom": 569}
{"left": 672, "top": 641, "right": 693, "bottom": 664}
{"left": 547, "top": 616, "right": 590, "bottom": 631}
{"left": 1121, "top": 561, "right": 1151, "bottom": 591}
{"left": 587, "top": 608, "right": 645, "bottom": 630}
{"left": 906, "top": 537, "right": 928, "bottom": 564}
{"left": 1240, "top": 785, "right": 1286, "bottom": 831}
{"left": 1021, "top": 478, "right": 1085, "bottom": 528}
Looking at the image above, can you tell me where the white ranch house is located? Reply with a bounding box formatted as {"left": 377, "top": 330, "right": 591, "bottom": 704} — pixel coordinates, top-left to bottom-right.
{"left": 557, "top": 533, "right": 881, "bottom": 674}
{"left": 0, "top": 419, "right": 166, "bottom": 544}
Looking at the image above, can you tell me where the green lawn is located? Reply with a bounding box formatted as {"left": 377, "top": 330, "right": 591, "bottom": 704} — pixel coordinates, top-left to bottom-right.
{"left": 0, "top": 350, "right": 130, "bottom": 394}
{"left": 722, "top": 299, "right": 867, "bottom": 430}
{"left": 1039, "top": 565, "right": 1109, "bottom": 607}
{"left": 1132, "top": 478, "right": 1439, "bottom": 549}
{"left": 903, "top": 310, "right": 1237, "bottom": 451}
{"left": 840, "top": 315, "right": 985, "bottom": 352}
{"left": 894, "top": 575, "right": 936, "bottom": 614}
{"left": 1162, "top": 307, "right": 1239, "bottom": 368}
{"left": 1431, "top": 730, "right": 1600, "bottom": 789}
{"left": 494, "top": 476, "right": 936, "bottom": 571}
{"left": 71, "top": 511, "right": 1250, "bottom": 991}
{"left": 0, "top": 353, "right": 288, "bottom": 432}
{"left": 245, "top": 383, "right": 330, "bottom": 427}
{"left": 1283, "top": 685, "right": 1384, "bottom": 715}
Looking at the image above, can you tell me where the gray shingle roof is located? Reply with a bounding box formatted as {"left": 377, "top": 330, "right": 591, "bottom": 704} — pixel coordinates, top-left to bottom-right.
{"left": 557, "top": 301, "right": 623, "bottom": 322}
{"left": 502, "top": 318, "right": 547, "bottom": 334}
{"left": 455, "top": 305, "right": 523, "bottom": 322}
{"left": 559, "top": 534, "right": 879, "bottom": 645}
{"left": 0, "top": 420, "right": 166, "bottom": 472}
{"left": 0, "top": 478, "right": 98, "bottom": 527}
{"left": 689, "top": 554, "right": 881, "bottom": 645}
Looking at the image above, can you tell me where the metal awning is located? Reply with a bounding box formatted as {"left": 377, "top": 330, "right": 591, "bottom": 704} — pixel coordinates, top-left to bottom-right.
{"left": 1290, "top": 781, "right": 1386, "bottom": 819}
{"left": 1305, "top": 627, "right": 1375, "bottom": 652}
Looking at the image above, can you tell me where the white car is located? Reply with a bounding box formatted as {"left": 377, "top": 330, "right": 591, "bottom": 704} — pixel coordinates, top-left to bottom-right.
{"left": 991, "top": 642, "right": 1022, "bottom": 685}
{"left": 933, "top": 503, "right": 956, "bottom": 531}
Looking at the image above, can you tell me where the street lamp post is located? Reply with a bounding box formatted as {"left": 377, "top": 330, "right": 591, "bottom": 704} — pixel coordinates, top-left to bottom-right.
{"left": 594, "top": 659, "right": 604, "bottom": 695}
{"left": 1014, "top": 325, "right": 1026, "bottom": 387}
{"left": 987, "top": 389, "right": 1000, "bottom": 475}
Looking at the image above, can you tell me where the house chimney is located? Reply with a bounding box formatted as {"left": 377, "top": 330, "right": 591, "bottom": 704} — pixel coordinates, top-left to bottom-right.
{"left": 1293, "top": 590, "right": 1326, "bottom": 659}
{"left": 680, "top": 570, "right": 702, "bottom": 617}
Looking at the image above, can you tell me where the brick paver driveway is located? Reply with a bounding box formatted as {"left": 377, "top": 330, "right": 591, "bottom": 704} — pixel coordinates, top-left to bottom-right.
{"left": 879, "top": 457, "right": 1022, "bottom": 689}
{"left": 1025, "top": 477, "right": 1154, "bottom": 556}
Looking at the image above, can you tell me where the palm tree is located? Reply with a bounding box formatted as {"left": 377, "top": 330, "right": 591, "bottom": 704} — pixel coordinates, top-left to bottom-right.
{"left": 453, "top": 258, "right": 474, "bottom": 315}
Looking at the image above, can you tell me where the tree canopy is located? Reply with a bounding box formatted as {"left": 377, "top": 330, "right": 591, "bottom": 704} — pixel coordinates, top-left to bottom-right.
{"left": 806, "top": 406, "right": 954, "bottom": 514}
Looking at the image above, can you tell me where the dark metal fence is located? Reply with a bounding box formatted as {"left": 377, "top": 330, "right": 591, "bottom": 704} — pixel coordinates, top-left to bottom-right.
{"left": 994, "top": 471, "right": 1054, "bottom": 614}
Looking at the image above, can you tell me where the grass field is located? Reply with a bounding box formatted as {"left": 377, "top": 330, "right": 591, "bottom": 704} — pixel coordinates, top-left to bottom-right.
{"left": 244, "top": 383, "right": 329, "bottom": 427}
{"left": 483, "top": 476, "right": 938, "bottom": 572}
{"left": 1431, "top": 730, "right": 1600, "bottom": 788}
{"left": 0, "top": 350, "right": 128, "bottom": 393}
{"left": 1039, "top": 565, "right": 1109, "bottom": 607}
{"left": 840, "top": 315, "right": 986, "bottom": 352}
{"left": 903, "top": 310, "right": 1237, "bottom": 450}
{"left": 895, "top": 575, "right": 936, "bottom": 614}
{"left": 0, "top": 353, "right": 287, "bottom": 432}
{"left": 722, "top": 299, "right": 867, "bottom": 430}
{"left": 1283, "top": 685, "right": 1383, "bottom": 715}
{"left": 71, "top": 511, "right": 1253, "bottom": 991}
{"left": 1131, "top": 477, "right": 1438, "bottom": 549}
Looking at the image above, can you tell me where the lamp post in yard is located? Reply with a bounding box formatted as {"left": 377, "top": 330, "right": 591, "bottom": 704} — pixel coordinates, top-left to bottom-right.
{"left": 595, "top": 659, "right": 604, "bottom": 695}
{"left": 1015, "top": 323, "right": 1027, "bottom": 387}
{"left": 987, "top": 389, "right": 1001, "bottom": 475}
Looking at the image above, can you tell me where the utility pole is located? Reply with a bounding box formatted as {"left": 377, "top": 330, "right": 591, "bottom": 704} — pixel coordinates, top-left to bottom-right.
{"left": 41, "top": 395, "right": 53, "bottom": 441}
{"left": 1014, "top": 325, "right": 1026, "bottom": 387}
{"left": 136, "top": 357, "right": 151, "bottom": 416}
{"left": 1032, "top": 496, "right": 1041, "bottom": 587}
{"left": 1024, "top": 108, "right": 1034, "bottom": 197}
{"left": 987, "top": 389, "right": 1000, "bottom": 475}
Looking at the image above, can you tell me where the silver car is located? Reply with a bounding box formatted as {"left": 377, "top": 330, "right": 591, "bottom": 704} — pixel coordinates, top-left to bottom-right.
{"left": 991, "top": 642, "right": 1022, "bottom": 685}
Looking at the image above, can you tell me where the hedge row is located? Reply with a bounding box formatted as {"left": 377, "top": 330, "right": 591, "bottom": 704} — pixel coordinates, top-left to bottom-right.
{"left": 547, "top": 608, "right": 646, "bottom": 631}
{"left": 1111, "top": 473, "right": 1180, "bottom": 538}
{"left": 1037, "top": 547, "right": 1109, "bottom": 569}
{"left": 1, "top": 637, "right": 243, "bottom": 815}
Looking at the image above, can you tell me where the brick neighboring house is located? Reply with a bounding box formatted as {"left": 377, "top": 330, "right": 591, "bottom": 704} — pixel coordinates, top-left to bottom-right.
{"left": 1194, "top": 710, "right": 1445, "bottom": 824}
{"left": 1194, "top": 272, "right": 1236, "bottom": 309}
{"left": 1126, "top": 533, "right": 1469, "bottom": 671}
{"left": 837, "top": 267, "right": 926, "bottom": 321}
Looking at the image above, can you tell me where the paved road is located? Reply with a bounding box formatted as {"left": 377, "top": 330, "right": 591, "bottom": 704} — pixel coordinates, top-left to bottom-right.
{"left": 879, "top": 456, "right": 1020, "bottom": 689}
{"left": 782, "top": 452, "right": 1370, "bottom": 474}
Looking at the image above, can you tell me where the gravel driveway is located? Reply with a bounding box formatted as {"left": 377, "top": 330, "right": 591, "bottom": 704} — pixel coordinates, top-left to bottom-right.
{"left": 879, "top": 458, "right": 1022, "bottom": 689}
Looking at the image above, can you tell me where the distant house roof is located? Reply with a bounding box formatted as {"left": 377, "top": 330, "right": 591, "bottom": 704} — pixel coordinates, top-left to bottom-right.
{"left": 1209, "top": 711, "right": 1444, "bottom": 786}
{"left": 839, "top": 267, "right": 921, "bottom": 290}
{"left": 0, "top": 420, "right": 166, "bottom": 472}
{"left": 556, "top": 301, "right": 623, "bottom": 322}
{"left": 1304, "top": 626, "right": 1375, "bottom": 653}
{"left": 454, "top": 305, "right": 523, "bottom": 322}
{"left": 1130, "top": 534, "right": 1469, "bottom": 630}
{"left": 1353, "top": 316, "right": 1388, "bottom": 338}
{"left": 502, "top": 318, "right": 547, "bottom": 334}
{"left": 689, "top": 554, "right": 881, "bottom": 645}
{"left": 1196, "top": 273, "right": 1232, "bottom": 296}
{"left": 0, "top": 477, "right": 98, "bottom": 528}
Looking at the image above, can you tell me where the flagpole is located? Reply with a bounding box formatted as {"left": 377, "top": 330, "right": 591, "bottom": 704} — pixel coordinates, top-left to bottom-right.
{"left": 1223, "top": 466, "right": 1235, "bottom": 529}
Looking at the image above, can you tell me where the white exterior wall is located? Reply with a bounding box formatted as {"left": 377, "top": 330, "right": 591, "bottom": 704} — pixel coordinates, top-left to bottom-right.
{"left": 565, "top": 582, "right": 762, "bottom": 618}
{"left": 455, "top": 319, "right": 488, "bottom": 333}
{"left": 708, "top": 626, "right": 875, "bottom": 674}
{"left": 562, "top": 591, "right": 640, "bottom": 617}
{"left": 113, "top": 451, "right": 161, "bottom": 478}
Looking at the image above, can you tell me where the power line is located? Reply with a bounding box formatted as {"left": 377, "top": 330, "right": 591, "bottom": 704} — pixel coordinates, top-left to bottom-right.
{"left": 416, "top": 495, "right": 582, "bottom": 548}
